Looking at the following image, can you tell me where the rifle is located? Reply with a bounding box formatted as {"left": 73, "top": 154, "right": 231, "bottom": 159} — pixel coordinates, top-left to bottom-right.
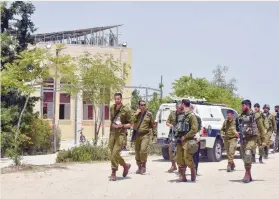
{"left": 237, "top": 118, "right": 245, "bottom": 160}
{"left": 169, "top": 127, "right": 176, "bottom": 155}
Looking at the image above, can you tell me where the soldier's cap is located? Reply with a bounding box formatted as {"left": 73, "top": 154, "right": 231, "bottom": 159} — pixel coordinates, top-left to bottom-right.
{"left": 254, "top": 103, "right": 260, "bottom": 108}
{"left": 263, "top": 104, "right": 270, "bottom": 109}
{"left": 226, "top": 110, "right": 234, "bottom": 114}
{"left": 241, "top": 100, "right": 251, "bottom": 106}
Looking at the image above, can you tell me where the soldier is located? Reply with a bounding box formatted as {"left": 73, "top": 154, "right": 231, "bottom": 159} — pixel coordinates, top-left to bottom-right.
{"left": 166, "top": 103, "right": 184, "bottom": 173}
{"left": 253, "top": 103, "right": 268, "bottom": 163}
{"left": 263, "top": 104, "right": 277, "bottom": 158}
{"left": 175, "top": 99, "right": 198, "bottom": 182}
{"left": 238, "top": 100, "right": 266, "bottom": 183}
{"left": 190, "top": 105, "right": 203, "bottom": 176}
{"left": 273, "top": 105, "right": 279, "bottom": 153}
{"left": 109, "top": 93, "right": 132, "bottom": 181}
{"left": 221, "top": 110, "right": 239, "bottom": 172}
{"left": 133, "top": 100, "right": 155, "bottom": 174}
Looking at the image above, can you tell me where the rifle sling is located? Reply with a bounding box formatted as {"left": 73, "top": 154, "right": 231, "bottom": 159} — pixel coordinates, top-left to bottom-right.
{"left": 135, "top": 111, "right": 147, "bottom": 134}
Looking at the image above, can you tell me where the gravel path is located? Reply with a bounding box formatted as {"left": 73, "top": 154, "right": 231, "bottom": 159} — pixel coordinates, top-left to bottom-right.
{"left": 1, "top": 153, "right": 279, "bottom": 199}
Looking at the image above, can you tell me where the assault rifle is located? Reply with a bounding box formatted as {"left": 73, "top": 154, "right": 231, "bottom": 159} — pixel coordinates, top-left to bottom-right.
{"left": 237, "top": 118, "right": 245, "bottom": 160}
{"left": 168, "top": 127, "right": 176, "bottom": 155}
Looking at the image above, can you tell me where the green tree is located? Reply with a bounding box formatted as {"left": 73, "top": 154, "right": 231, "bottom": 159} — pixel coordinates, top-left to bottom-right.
{"left": 73, "top": 52, "right": 130, "bottom": 139}
{"left": 131, "top": 89, "right": 141, "bottom": 111}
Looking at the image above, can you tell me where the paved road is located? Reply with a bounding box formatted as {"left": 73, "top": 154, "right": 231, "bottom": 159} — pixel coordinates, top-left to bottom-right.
{"left": 1, "top": 153, "right": 279, "bottom": 199}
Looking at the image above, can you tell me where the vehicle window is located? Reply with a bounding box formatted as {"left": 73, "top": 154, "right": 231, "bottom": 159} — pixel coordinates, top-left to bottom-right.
{"left": 233, "top": 111, "right": 238, "bottom": 119}
{"left": 221, "top": 108, "right": 229, "bottom": 119}
{"left": 161, "top": 109, "right": 170, "bottom": 121}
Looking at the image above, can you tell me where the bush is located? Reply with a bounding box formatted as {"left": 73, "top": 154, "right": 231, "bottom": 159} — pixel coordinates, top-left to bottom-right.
{"left": 56, "top": 141, "right": 110, "bottom": 163}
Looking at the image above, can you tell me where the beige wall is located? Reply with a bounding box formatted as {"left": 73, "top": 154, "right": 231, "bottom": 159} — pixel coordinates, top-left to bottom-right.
{"left": 33, "top": 44, "right": 132, "bottom": 140}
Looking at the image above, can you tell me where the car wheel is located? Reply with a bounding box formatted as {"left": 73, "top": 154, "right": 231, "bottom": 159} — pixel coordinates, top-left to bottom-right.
{"left": 207, "top": 139, "right": 222, "bottom": 162}
{"left": 162, "top": 147, "right": 170, "bottom": 160}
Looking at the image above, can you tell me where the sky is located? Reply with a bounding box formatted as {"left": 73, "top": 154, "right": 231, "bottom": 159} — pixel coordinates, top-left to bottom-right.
{"left": 31, "top": 1, "right": 279, "bottom": 111}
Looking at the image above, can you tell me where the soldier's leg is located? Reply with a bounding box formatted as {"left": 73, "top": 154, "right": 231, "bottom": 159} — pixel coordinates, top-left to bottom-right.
{"left": 275, "top": 134, "right": 279, "bottom": 152}
{"left": 257, "top": 138, "right": 264, "bottom": 163}
{"left": 135, "top": 134, "right": 142, "bottom": 174}
{"left": 229, "top": 138, "right": 237, "bottom": 170}
{"left": 139, "top": 133, "right": 151, "bottom": 174}
{"left": 122, "top": 132, "right": 127, "bottom": 150}
{"left": 168, "top": 142, "right": 177, "bottom": 172}
{"left": 112, "top": 133, "right": 131, "bottom": 178}
{"left": 242, "top": 139, "right": 256, "bottom": 183}
{"left": 193, "top": 142, "right": 201, "bottom": 173}
{"left": 266, "top": 131, "right": 272, "bottom": 155}
{"left": 184, "top": 141, "right": 196, "bottom": 182}
{"left": 224, "top": 139, "right": 232, "bottom": 171}
{"left": 176, "top": 144, "right": 186, "bottom": 182}
{"left": 109, "top": 132, "right": 117, "bottom": 181}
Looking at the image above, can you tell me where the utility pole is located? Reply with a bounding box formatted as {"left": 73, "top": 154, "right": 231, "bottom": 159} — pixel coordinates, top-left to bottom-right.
{"left": 160, "top": 75, "right": 163, "bottom": 100}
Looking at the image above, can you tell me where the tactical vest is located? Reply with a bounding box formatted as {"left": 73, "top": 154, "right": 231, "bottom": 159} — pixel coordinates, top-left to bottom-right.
{"left": 174, "top": 113, "right": 190, "bottom": 136}
{"left": 260, "top": 112, "right": 269, "bottom": 130}
{"left": 276, "top": 113, "right": 279, "bottom": 129}
{"left": 241, "top": 112, "right": 258, "bottom": 137}
{"left": 265, "top": 113, "right": 273, "bottom": 130}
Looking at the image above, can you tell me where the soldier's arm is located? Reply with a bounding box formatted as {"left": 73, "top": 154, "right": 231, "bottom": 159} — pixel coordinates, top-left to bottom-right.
{"left": 124, "top": 107, "right": 132, "bottom": 128}
{"left": 184, "top": 114, "right": 198, "bottom": 139}
{"left": 166, "top": 112, "right": 173, "bottom": 127}
{"left": 132, "top": 111, "right": 140, "bottom": 124}
{"left": 257, "top": 117, "right": 266, "bottom": 144}
{"left": 220, "top": 121, "right": 226, "bottom": 136}
{"left": 272, "top": 115, "right": 277, "bottom": 133}
{"left": 109, "top": 106, "right": 113, "bottom": 121}
{"left": 149, "top": 113, "right": 156, "bottom": 137}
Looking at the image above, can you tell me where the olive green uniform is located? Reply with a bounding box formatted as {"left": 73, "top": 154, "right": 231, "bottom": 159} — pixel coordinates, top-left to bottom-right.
{"left": 239, "top": 111, "right": 266, "bottom": 169}
{"left": 264, "top": 112, "right": 277, "bottom": 153}
{"left": 133, "top": 111, "right": 154, "bottom": 164}
{"left": 109, "top": 104, "right": 132, "bottom": 170}
{"left": 176, "top": 110, "right": 198, "bottom": 169}
{"left": 166, "top": 111, "right": 177, "bottom": 161}
{"left": 253, "top": 112, "right": 267, "bottom": 157}
{"left": 221, "top": 119, "right": 237, "bottom": 164}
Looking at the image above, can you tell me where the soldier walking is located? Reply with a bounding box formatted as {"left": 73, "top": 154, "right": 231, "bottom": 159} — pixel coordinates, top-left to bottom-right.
{"left": 238, "top": 100, "right": 266, "bottom": 183}
{"left": 133, "top": 100, "right": 155, "bottom": 174}
{"left": 175, "top": 99, "right": 198, "bottom": 182}
{"left": 253, "top": 103, "right": 268, "bottom": 163}
{"left": 166, "top": 103, "right": 184, "bottom": 173}
{"left": 263, "top": 104, "right": 277, "bottom": 158}
{"left": 221, "top": 110, "right": 239, "bottom": 172}
{"left": 273, "top": 105, "right": 279, "bottom": 153}
{"left": 109, "top": 93, "right": 132, "bottom": 181}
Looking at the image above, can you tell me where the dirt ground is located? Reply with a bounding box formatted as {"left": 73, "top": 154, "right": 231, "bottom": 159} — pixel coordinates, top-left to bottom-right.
{"left": 1, "top": 153, "right": 279, "bottom": 199}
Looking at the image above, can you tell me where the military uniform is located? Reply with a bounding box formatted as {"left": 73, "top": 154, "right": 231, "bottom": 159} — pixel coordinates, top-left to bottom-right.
{"left": 109, "top": 104, "right": 132, "bottom": 181}
{"left": 263, "top": 105, "right": 277, "bottom": 157}
{"left": 166, "top": 110, "right": 178, "bottom": 172}
{"left": 133, "top": 110, "right": 154, "bottom": 174}
{"left": 175, "top": 110, "right": 198, "bottom": 182}
{"left": 239, "top": 107, "right": 266, "bottom": 183}
{"left": 221, "top": 118, "right": 238, "bottom": 172}
{"left": 274, "top": 110, "right": 279, "bottom": 152}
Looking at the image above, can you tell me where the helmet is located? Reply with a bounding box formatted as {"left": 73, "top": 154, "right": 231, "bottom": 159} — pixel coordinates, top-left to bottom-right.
{"left": 263, "top": 104, "right": 270, "bottom": 110}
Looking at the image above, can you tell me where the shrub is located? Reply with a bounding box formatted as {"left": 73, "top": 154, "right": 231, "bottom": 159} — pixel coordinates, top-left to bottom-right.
{"left": 56, "top": 141, "right": 110, "bottom": 163}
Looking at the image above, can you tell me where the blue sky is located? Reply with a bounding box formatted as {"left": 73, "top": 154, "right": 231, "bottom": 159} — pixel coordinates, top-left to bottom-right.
{"left": 31, "top": 1, "right": 279, "bottom": 110}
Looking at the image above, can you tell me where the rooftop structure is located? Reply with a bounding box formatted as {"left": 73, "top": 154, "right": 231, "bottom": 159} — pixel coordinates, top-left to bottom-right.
{"left": 33, "top": 24, "right": 124, "bottom": 47}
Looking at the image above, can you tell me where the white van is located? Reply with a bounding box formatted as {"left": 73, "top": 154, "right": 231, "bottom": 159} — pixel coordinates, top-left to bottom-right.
{"left": 153, "top": 98, "right": 239, "bottom": 162}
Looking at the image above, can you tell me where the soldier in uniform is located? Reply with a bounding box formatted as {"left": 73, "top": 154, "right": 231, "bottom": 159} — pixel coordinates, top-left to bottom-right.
{"left": 175, "top": 99, "right": 198, "bottom": 182}
{"left": 253, "top": 103, "right": 268, "bottom": 163}
{"left": 166, "top": 103, "right": 184, "bottom": 173}
{"left": 273, "top": 105, "right": 279, "bottom": 153}
{"left": 263, "top": 104, "right": 277, "bottom": 158}
{"left": 109, "top": 93, "right": 132, "bottom": 181}
{"left": 220, "top": 110, "right": 239, "bottom": 172}
{"left": 133, "top": 100, "right": 155, "bottom": 174}
{"left": 238, "top": 100, "right": 266, "bottom": 183}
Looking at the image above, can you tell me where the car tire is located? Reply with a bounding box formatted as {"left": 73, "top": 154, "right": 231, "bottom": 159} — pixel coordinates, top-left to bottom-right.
{"left": 162, "top": 147, "right": 170, "bottom": 160}
{"left": 207, "top": 139, "right": 222, "bottom": 162}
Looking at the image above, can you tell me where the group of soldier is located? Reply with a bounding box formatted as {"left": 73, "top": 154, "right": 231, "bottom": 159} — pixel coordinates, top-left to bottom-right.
{"left": 108, "top": 92, "right": 279, "bottom": 183}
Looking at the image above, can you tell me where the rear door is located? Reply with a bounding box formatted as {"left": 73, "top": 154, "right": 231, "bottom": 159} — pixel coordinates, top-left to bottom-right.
{"left": 156, "top": 105, "right": 175, "bottom": 138}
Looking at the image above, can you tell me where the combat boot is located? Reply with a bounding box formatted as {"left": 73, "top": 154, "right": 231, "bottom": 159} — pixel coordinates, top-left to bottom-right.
{"left": 178, "top": 167, "right": 187, "bottom": 182}
{"left": 264, "top": 147, "right": 268, "bottom": 159}
{"left": 242, "top": 168, "right": 252, "bottom": 183}
{"left": 231, "top": 162, "right": 236, "bottom": 170}
{"left": 252, "top": 154, "right": 256, "bottom": 163}
{"left": 140, "top": 162, "right": 146, "bottom": 174}
{"left": 122, "top": 163, "right": 131, "bottom": 177}
{"left": 110, "top": 169, "right": 117, "bottom": 181}
{"left": 136, "top": 161, "right": 141, "bottom": 174}
{"left": 259, "top": 156, "right": 264, "bottom": 164}
{"left": 227, "top": 163, "right": 232, "bottom": 172}
{"left": 190, "top": 168, "right": 196, "bottom": 182}
{"left": 168, "top": 161, "right": 177, "bottom": 173}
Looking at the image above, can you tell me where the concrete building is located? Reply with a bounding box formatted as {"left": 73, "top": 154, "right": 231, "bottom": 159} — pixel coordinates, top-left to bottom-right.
{"left": 32, "top": 25, "right": 132, "bottom": 142}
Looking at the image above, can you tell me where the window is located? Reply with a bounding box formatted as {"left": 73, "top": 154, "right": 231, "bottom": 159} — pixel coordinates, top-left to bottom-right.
{"left": 83, "top": 102, "right": 93, "bottom": 120}
{"left": 221, "top": 108, "right": 238, "bottom": 119}
{"left": 42, "top": 78, "right": 54, "bottom": 119}
{"left": 105, "top": 105, "right": 109, "bottom": 120}
{"left": 59, "top": 93, "right": 71, "bottom": 120}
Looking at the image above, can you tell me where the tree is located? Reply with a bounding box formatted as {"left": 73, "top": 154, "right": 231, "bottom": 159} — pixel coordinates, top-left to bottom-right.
{"left": 147, "top": 92, "right": 172, "bottom": 118}
{"left": 73, "top": 52, "right": 130, "bottom": 139}
{"left": 131, "top": 89, "right": 141, "bottom": 111}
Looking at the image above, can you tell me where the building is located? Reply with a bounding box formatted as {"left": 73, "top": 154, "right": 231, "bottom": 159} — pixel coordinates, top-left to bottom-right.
{"left": 32, "top": 25, "right": 132, "bottom": 142}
